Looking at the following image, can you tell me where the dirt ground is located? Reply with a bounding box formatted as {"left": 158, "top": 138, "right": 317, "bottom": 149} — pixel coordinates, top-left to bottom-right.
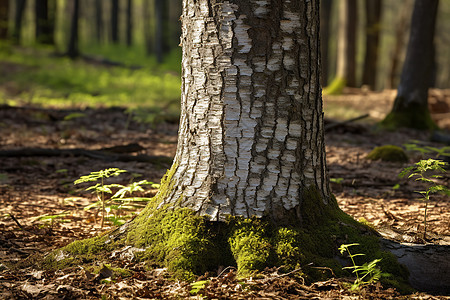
{"left": 1, "top": 90, "right": 450, "bottom": 299}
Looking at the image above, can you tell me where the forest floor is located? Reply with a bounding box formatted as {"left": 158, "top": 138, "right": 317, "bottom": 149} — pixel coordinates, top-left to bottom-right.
{"left": 1, "top": 89, "right": 450, "bottom": 299}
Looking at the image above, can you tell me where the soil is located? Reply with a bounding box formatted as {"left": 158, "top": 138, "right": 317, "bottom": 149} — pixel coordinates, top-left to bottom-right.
{"left": 1, "top": 89, "right": 450, "bottom": 299}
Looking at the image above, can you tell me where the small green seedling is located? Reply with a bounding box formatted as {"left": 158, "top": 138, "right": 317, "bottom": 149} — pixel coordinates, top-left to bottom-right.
{"left": 338, "top": 243, "right": 384, "bottom": 291}
{"left": 399, "top": 159, "right": 450, "bottom": 239}
{"left": 74, "top": 168, "right": 155, "bottom": 227}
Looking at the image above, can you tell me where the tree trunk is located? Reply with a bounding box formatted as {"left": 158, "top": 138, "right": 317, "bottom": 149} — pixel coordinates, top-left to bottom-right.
{"left": 158, "top": 0, "right": 330, "bottom": 222}
{"left": 126, "top": 0, "right": 132, "bottom": 47}
{"left": 154, "top": 0, "right": 169, "bottom": 63}
{"left": 387, "top": 1, "right": 411, "bottom": 89}
{"left": 329, "top": 0, "right": 358, "bottom": 93}
{"left": 143, "top": 0, "right": 153, "bottom": 55}
{"left": 13, "top": 0, "right": 27, "bottom": 44}
{"left": 111, "top": 0, "right": 119, "bottom": 43}
{"left": 95, "top": 0, "right": 103, "bottom": 43}
{"left": 0, "top": 0, "right": 8, "bottom": 39}
{"left": 46, "top": 1, "right": 412, "bottom": 289}
{"left": 362, "top": 0, "right": 382, "bottom": 90}
{"left": 320, "top": 0, "right": 332, "bottom": 86}
{"left": 67, "top": 0, "right": 80, "bottom": 59}
{"left": 382, "top": 0, "right": 439, "bottom": 130}
{"left": 35, "top": 0, "right": 55, "bottom": 45}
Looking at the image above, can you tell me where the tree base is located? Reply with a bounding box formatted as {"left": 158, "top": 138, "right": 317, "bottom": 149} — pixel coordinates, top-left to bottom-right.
{"left": 380, "top": 98, "right": 438, "bottom": 130}
{"left": 38, "top": 187, "right": 410, "bottom": 292}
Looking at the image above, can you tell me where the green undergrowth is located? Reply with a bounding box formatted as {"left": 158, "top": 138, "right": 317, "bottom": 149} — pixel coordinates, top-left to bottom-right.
{"left": 0, "top": 43, "right": 181, "bottom": 112}
{"left": 367, "top": 145, "right": 409, "bottom": 163}
{"left": 39, "top": 165, "right": 410, "bottom": 292}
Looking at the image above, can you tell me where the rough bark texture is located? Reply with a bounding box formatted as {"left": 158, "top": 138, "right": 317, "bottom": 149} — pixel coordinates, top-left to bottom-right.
{"left": 362, "top": 0, "right": 382, "bottom": 90}
{"left": 382, "top": 0, "right": 439, "bottom": 129}
{"left": 0, "top": 0, "right": 8, "bottom": 39}
{"left": 158, "top": 0, "right": 330, "bottom": 223}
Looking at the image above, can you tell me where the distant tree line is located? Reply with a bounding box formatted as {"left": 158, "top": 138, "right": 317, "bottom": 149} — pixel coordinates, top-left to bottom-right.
{"left": 0, "top": 0, "right": 449, "bottom": 90}
{"left": 0, "top": 0, "right": 182, "bottom": 63}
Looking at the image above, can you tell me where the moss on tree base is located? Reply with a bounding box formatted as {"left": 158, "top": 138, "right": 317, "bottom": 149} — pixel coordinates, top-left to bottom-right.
{"left": 39, "top": 183, "right": 410, "bottom": 292}
{"left": 380, "top": 98, "right": 437, "bottom": 130}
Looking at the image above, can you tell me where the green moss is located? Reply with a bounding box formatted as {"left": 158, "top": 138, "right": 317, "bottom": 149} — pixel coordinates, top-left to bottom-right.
{"left": 380, "top": 97, "right": 438, "bottom": 130}
{"left": 367, "top": 145, "right": 408, "bottom": 163}
{"left": 323, "top": 77, "right": 346, "bottom": 95}
{"left": 40, "top": 170, "right": 409, "bottom": 291}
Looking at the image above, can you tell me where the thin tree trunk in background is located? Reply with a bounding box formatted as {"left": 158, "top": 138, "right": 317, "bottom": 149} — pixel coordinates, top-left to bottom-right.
{"left": 111, "top": 0, "right": 119, "bottom": 43}
{"left": 67, "top": 0, "right": 80, "bottom": 59}
{"left": 35, "top": 0, "right": 55, "bottom": 45}
{"left": 382, "top": 0, "right": 439, "bottom": 129}
{"left": 0, "top": 0, "right": 8, "bottom": 39}
{"left": 336, "top": 0, "right": 357, "bottom": 87}
{"left": 143, "top": 0, "right": 153, "bottom": 55}
{"left": 387, "top": 1, "right": 411, "bottom": 89}
{"left": 126, "top": 0, "right": 132, "bottom": 47}
{"left": 320, "top": 0, "right": 332, "bottom": 86}
{"left": 169, "top": 0, "right": 182, "bottom": 50}
{"left": 95, "top": 0, "right": 103, "bottom": 43}
{"left": 13, "top": 0, "right": 27, "bottom": 44}
{"left": 346, "top": 0, "right": 357, "bottom": 87}
{"left": 362, "top": 0, "right": 382, "bottom": 90}
{"left": 155, "top": 0, "right": 169, "bottom": 63}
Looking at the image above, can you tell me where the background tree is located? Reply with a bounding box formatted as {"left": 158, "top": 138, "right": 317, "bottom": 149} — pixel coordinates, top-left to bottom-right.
{"left": 67, "top": 0, "right": 80, "bottom": 59}
{"left": 126, "top": 0, "right": 133, "bottom": 47}
{"left": 362, "top": 0, "right": 382, "bottom": 90}
{"left": 95, "top": 0, "right": 103, "bottom": 43}
{"left": 0, "top": 0, "right": 8, "bottom": 39}
{"left": 35, "top": 0, "right": 55, "bottom": 45}
{"left": 111, "top": 0, "right": 119, "bottom": 44}
{"left": 154, "top": 0, "right": 169, "bottom": 63}
{"left": 386, "top": 1, "right": 412, "bottom": 89}
{"left": 326, "top": 0, "right": 358, "bottom": 94}
{"left": 381, "top": 0, "right": 439, "bottom": 129}
{"left": 13, "top": 0, "right": 27, "bottom": 44}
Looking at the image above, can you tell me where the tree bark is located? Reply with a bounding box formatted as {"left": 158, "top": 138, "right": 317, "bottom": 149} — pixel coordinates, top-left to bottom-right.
{"left": 0, "top": 0, "right": 8, "bottom": 39}
{"left": 382, "top": 0, "right": 439, "bottom": 129}
{"left": 111, "top": 0, "right": 119, "bottom": 44}
{"left": 67, "top": 0, "right": 80, "bottom": 59}
{"left": 320, "top": 0, "right": 332, "bottom": 86}
{"left": 13, "top": 0, "right": 27, "bottom": 44}
{"left": 157, "top": 0, "right": 330, "bottom": 223}
{"left": 362, "top": 0, "right": 382, "bottom": 90}
{"left": 35, "top": 0, "right": 55, "bottom": 45}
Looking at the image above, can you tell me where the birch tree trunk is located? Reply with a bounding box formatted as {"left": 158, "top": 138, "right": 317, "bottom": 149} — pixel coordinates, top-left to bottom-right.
{"left": 158, "top": 0, "right": 330, "bottom": 224}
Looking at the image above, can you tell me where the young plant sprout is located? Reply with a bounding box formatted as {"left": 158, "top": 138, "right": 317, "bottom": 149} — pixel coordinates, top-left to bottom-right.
{"left": 399, "top": 159, "right": 450, "bottom": 239}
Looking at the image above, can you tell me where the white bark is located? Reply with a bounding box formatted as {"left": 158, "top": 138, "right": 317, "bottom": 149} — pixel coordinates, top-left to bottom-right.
{"left": 159, "top": 0, "right": 330, "bottom": 222}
